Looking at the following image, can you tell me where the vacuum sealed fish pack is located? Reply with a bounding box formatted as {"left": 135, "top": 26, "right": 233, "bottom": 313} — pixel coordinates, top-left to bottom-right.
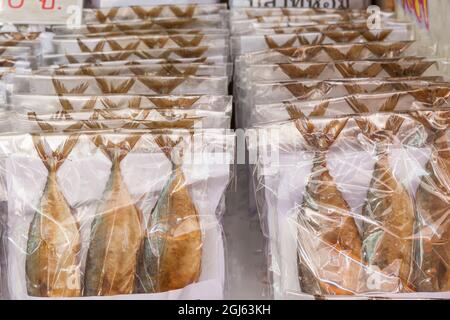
{"left": 0, "top": 130, "right": 234, "bottom": 299}
{"left": 248, "top": 111, "right": 450, "bottom": 299}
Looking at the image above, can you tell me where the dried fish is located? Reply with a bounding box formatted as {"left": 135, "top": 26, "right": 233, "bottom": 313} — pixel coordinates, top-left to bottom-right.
{"left": 136, "top": 136, "right": 202, "bottom": 293}
{"left": 288, "top": 107, "right": 364, "bottom": 295}
{"left": 413, "top": 113, "right": 450, "bottom": 292}
{"left": 26, "top": 134, "right": 81, "bottom": 297}
{"left": 84, "top": 135, "right": 143, "bottom": 296}
{"left": 357, "top": 116, "right": 416, "bottom": 292}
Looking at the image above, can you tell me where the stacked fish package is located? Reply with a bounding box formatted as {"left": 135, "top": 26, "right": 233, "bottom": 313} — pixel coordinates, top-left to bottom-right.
{"left": 0, "top": 26, "right": 45, "bottom": 300}
{"left": 0, "top": 2, "right": 234, "bottom": 300}
{"left": 234, "top": 6, "right": 450, "bottom": 298}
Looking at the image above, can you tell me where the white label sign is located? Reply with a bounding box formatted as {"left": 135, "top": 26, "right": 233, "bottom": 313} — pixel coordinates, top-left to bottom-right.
{"left": 230, "top": 0, "right": 369, "bottom": 8}
{"left": 0, "top": 0, "right": 83, "bottom": 25}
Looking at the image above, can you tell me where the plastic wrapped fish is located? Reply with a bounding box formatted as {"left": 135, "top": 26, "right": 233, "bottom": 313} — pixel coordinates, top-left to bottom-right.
{"left": 136, "top": 136, "right": 201, "bottom": 293}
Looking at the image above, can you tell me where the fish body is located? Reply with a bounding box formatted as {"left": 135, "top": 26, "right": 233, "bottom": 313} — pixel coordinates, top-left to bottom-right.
{"left": 137, "top": 166, "right": 201, "bottom": 293}
{"left": 362, "top": 151, "right": 415, "bottom": 292}
{"left": 26, "top": 169, "right": 81, "bottom": 297}
{"left": 84, "top": 160, "right": 143, "bottom": 296}
{"left": 416, "top": 133, "right": 450, "bottom": 292}
{"left": 298, "top": 153, "right": 363, "bottom": 295}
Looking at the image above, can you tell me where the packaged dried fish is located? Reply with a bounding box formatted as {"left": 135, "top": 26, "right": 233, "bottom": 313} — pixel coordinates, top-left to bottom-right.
{"left": 12, "top": 75, "right": 229, "bottom": 96}
{"left": 34, "top": 63, "right": 231, "bottom": 82}
{"left": 249, "top": 78, "right": 446, "bottom": 106}
{"left": 249, "top": 111, "right": 449, "bottom": 299}
{"left": 83, "top": 133, "right": 143, "bottom": 296}
{"left": 248, "top": 87, "right": 450, "bottom": 127}
{"left": 11, "top": 95, "right": 233, "bottom": 115}
{"left": 53, "top": 28, "right": 230, "bottom": 39}
{"left": 2, "top": 130, "right": 234, "bottom": 299}
{"left": 25, "top": 133, "right": 83, "bottom": 297}
{"left": 238, "top": 41, "right": 436, "bottom": 65}
{"left": 51, "top": 16, "right": 227, "bottom": 36}
{"left": 231, "top": 28, "right": 415, "bottom": 56}
{"left": 356, "top": 116, "right": 416, "bottom": 293}
{"left": 83, "top": 4, "right": 228, "bottom": 23}
{"left": 136, "top": 136, "right": 201, "bottom": 293}
{"left": 14, "top": 108, "right": 231, "bottom": 132}
{"left": 412, "top": 112, "right": 450, "bottom": 292}
{"left": 50, "top": 34, "right": 228, "bottom": 54}
{"left": 288, "top": 113, "right": 364, "bottom": 295}
{"left": 42, "top": 46, "right": 229, "bottom": 66}
{"left": 242, "top": 59, "right": 446, "bottom": 83}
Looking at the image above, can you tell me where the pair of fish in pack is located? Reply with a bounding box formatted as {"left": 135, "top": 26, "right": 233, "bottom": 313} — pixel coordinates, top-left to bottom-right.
{"left": 290, "top": 111, "right": 449, "bottom": 295}
{"left": 25, "top": 134, "right": 202, "bottom": 297}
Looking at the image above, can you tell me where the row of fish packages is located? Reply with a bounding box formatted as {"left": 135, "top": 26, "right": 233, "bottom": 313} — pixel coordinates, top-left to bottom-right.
{"left": 0, "top": 2, "right": 234, "bottom": 300}
{"left": 232, "top": 6, "right": 450, "bottom": 299}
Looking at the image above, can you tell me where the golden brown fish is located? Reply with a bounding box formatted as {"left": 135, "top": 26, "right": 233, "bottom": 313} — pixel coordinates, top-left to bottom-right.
{"left": 289, "top": 113, "right": 364, "bottom": 296}
{"left": 413, "top": 113, "right": 450, "bottom": 292}
{"left": 84, "top": 135, "right": 143, "bottom": 296}
{"left": 26, "top": 135, "right": 81, "bottom": 297}
{"left": 136, "top": 136, "right": 202, "bottom": 293}
{"left": 357, "top": 116, "right": 416, "bottom": 293}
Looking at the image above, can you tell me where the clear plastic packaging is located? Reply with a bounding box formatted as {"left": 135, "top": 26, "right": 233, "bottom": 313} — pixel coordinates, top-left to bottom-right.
{"left": 231, "top": 28, "right": 415, "bottom": 56}
{"left": 50, "top": 16, "right": 228, "bottom": 36}
{"left": 53, "top": 28, "right": 230, "bottom": 39}
{"left": 13, "top": 108, "right": 231, "bottom": 132}
{"left": 248, "top": 111, "right": 450, "bottom": 299}
{"left": 50, "top": 34, "right": 228, "bottom": 54}
{"left": 11, "top": 75, "right": 229, "bottom": 96}
{"left": 41, "top": 46, "right": 229, "bottom": 66}
{"left": 1, "top": 129, "right": 234, "bottom": 299}
{"left": 249, "top": 87, "right": 450, "bottom": 126}
{"left": 238, "top": 41, "right": 436, "bottom": 65}
{"left": 83, "top": 3, "right": 228, "bottom": 23}
{"left": 34, "top": 63, "right": 232, "bottom": 82}
{"left": 11, "top": 95, "right": 233, "bottom": 115}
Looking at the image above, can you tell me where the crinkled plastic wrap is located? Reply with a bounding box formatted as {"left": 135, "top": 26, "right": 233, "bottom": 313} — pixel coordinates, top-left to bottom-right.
{"left": 53, "top": 28, "right": 230, "bottom": 39}
{"left": 12, "top": 75, "right": 229, "bottom": 96}
{"left": 33, "top": 63, "right": 233, "bottom": 83}
{"left": 51, "top": 16, "right": 228, "bottom": 36}
{"left": 11, "top": 95, "right": 233, "bottom": 115}
{"left": 237, "top": 41, "right": 436, "bottom": 65}
{"left": 12, "top": 108, "right": 231, "bottom": 132}
{"left": 49, "top": 35, "right": 228, "bottom": 54}
{"left": 248, "top": 111, "right": 450, "bottom": 299}
{"left": 0, "top": 130, "right": 234, "bottom": 299}
{"left": 83, "top": 4, "right": 228, "bottom": 23}
{"left": 41, "top": 46, "right": 229, "bottom": 66}
{"left": 231, "top": 27, "right": 415, "bottom": 56}
{"left": 248, "top": 86, "right": 450, "bottom": 127}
